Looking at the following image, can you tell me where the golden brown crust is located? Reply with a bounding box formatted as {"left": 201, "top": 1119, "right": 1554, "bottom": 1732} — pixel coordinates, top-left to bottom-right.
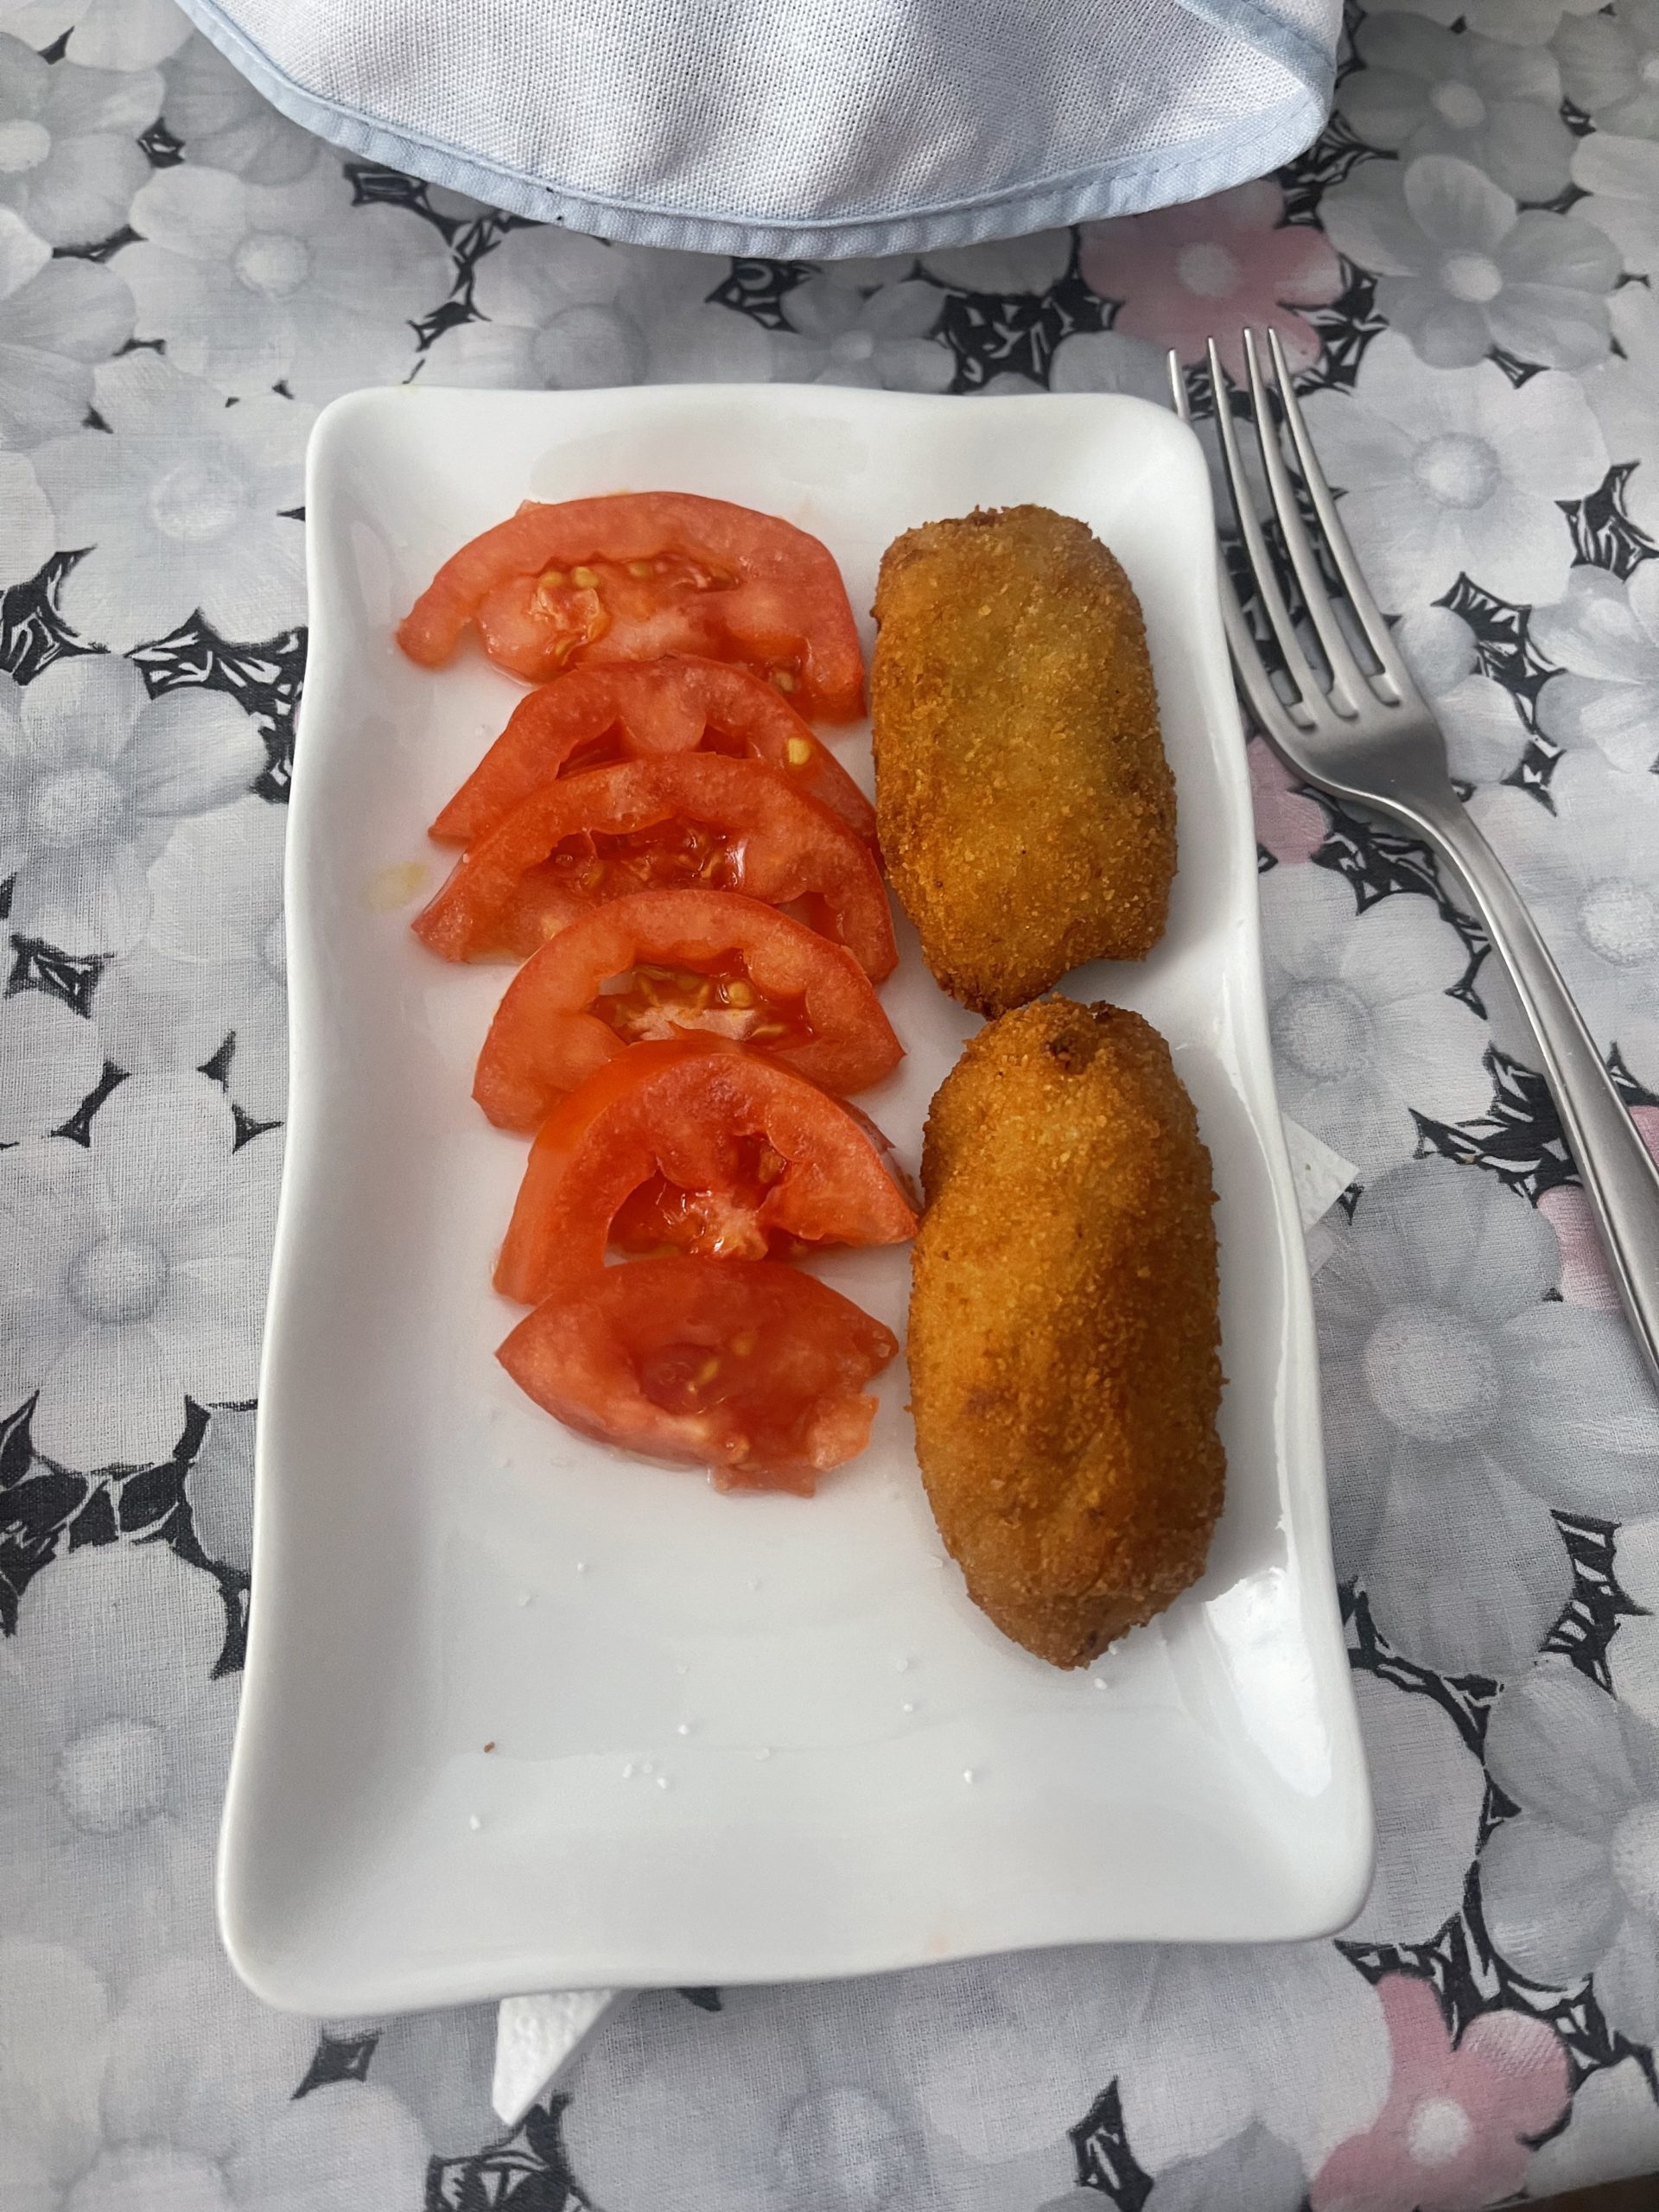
{"left": 870, "top": 505, "right": 1175, "bottom": 1017}
{"left": 908, "top": 996, "right": 1224, "bottom": 1668}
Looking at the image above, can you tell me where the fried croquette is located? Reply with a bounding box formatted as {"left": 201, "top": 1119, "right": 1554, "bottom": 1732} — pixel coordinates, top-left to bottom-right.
{"left": 908, "top": 996, "right": 1224, "bottom": 1668}
{"left": 870, "top": 505, "right": 1175, "bottom": 1017}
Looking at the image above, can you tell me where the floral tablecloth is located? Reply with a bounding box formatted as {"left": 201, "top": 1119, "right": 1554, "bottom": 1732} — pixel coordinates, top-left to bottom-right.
{"left": 5, "top": 0, "right": 1659, "bottom": 2204}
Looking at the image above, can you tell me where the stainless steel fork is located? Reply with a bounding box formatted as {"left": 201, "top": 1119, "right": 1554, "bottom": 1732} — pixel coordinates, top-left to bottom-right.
{"left": 1173, "top": 326, "right": 1659, "bottom": 1392}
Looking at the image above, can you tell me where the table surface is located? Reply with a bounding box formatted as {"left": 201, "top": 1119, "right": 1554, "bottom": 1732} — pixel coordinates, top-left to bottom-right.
{"left": 3, "top": 1, "right": 1659, "bottom": 2206}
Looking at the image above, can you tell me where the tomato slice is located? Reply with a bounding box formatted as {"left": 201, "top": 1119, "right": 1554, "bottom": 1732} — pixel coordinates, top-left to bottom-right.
{"left": 493, "top": 1039, "right": 916, "bottom": 1305}
{"left": 412, "top": 755, "right": 897, "bottom": 978}
{"left": 498, "top": 1257, "right": 898, "bottom": 1492}
{"left": 397, "top": 493, "right": 866, "bottom": 722}
{"left": 431, "top": 658, "right": 874, "bottom": 849}
{"left": 474, "top": 888, "right": 903, "bottom": 1129}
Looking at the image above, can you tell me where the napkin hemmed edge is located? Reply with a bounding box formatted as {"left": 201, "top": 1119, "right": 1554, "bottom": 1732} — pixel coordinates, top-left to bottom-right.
{"left": 170, "top": 0, "right": 1335, "bottom": 261}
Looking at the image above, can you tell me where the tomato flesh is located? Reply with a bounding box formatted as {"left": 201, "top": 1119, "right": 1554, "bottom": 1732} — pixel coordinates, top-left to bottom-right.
{"left": 413, "top": 755, "right": 897, "bottom": 979}
{"left": 431, "top": 658, "right": 874, "bottom": 848}
{"left": 397, "top": 493, "right": 866, "bottom": 722}
{"left": 539, "top": 817, "right": 731, "bottom": 905}
{"left": 497, "top": 1257, "right": 899, "bottom": 1491}
{"left": 610, "top": 1130, "right": 806, "bottom": 1258}
{"left": 595, "top": 963, "right": 810, "bottom": 1053}
{"left": 494, "top": 1039, "right": 916, "bottom": 1306}
{"left": 473, "top": 888, "right": 902, "bottom": 1129}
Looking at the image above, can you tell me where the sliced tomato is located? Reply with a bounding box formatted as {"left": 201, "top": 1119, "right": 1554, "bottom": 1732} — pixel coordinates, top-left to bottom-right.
{"left": 431, "top": 658, "right": 874, "bottom": 848}
{"left": 397, "top": 493, "right": 866, "bottom": 721}
{"left": 474, "top": 888, "right": 903, "bottom": 1129}
{"left": 498, "top": 1257, "right": 898, "bottom": 1492}
{"left": 493, "top": 1039, "right": 916, "bottom": 1305}
{"left": 412, "top": 755, "right": 897, "bottom": 979}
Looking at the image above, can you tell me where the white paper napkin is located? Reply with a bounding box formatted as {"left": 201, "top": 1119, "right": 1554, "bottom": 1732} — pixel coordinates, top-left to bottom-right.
{"left": 493, "top": 1990, "right": 627, "bottom": 2126}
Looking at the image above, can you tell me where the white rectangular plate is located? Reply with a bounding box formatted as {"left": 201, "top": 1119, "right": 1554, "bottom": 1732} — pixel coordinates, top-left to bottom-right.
{"left": 219, "top": 385, "right": 1373, "bottom": 2015}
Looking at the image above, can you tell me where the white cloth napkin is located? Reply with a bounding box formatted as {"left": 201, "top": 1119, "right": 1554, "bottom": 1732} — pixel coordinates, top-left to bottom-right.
{"left": 172, "top": 0, "right": 1339, "bottom": 259}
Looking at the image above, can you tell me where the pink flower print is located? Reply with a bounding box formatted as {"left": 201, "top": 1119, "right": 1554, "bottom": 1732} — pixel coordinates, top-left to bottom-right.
{"left": 1540, "top": 1106, "right": 1659, "bottom": 1310}
{"left": 1250, "top": 737, "right": 1325, "bottom": 863}
{"left": 1311, "top": 1977, "right": 1567, "bottom": 2212}
{"left": 1541, "top": 1183, "right": 1622, "bottom": 1310}
{"left": 1078, "top": 180, "right": 1341, "bottom": 381}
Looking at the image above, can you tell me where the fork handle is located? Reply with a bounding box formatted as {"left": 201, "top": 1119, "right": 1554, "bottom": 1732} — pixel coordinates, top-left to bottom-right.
{"left": 1417, "top": 796, "right": 1659, "bottom": 1388}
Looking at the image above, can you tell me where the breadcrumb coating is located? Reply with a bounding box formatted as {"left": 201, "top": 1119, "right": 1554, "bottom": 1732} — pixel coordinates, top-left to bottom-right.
{"left": 871, "top": 505, "right": 1176, "bottom": 1016}
{"left": 909, "top": 996, "right": 1224, "bottom": 1668}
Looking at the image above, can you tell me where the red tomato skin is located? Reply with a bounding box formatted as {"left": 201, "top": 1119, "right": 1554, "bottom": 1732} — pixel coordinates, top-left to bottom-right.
{"left": 411, "top": 755, "right": 897, "bottom": 980}
{"left": 494, "top": 1040, "right": 916, "bottom": 1306}
{"left": 497, "top": 1256, "right": 898, "bottom": 1491}
{"left": 396, "top": 492, "right": 865, "bottom": 722}
{"left": 473, "top": 888, "right": 903, "bottom": 1130}
{"left": 431, "top": 658, "right": 874, "bottom": 848}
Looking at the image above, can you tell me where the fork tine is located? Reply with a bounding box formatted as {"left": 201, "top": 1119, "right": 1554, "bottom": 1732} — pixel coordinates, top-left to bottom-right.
{"left": 1239, "top": 328, "right": 1377, "bottom": 715}
{"left": 1167, "top": 352, "right": 1316, "bottom": 761}
{"left": 1200, "top": 338, "right": 1336, "bottom": 731}
{"left": 1265, "top": 326, "right": 1415, "bottom": 702}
